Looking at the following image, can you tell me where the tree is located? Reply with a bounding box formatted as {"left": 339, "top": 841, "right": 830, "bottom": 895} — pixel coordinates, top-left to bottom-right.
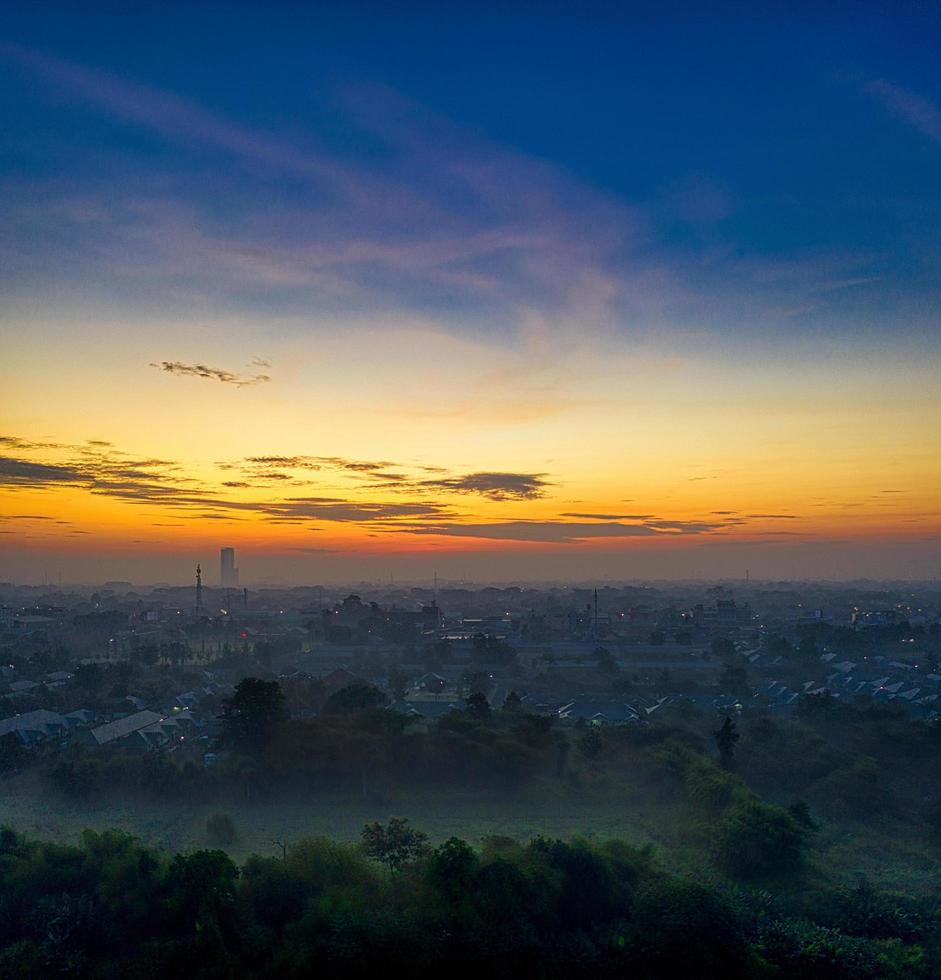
{"left": 427, "top": 836, "right": 478, "bottom": 901}
{"left": 387, "top": 665, "right": 410, "bottom": 700}
{"left": 593, "top": 646, "right": 619, "bottom": 674}
{"left": 462, "top": 670, "right": 491, "bottom": 698}
{"left": 579, "top": 727, "right": 603, "bottom": 761}
{"left": 221, "top": 678, "right": 285, "bottom": 753}
{"left": 787, "top": 799, "right": 817, "bottom": 831}
{"left": 74, "top": 663, "right": 101, "bottom": 691}
{"left": 471, "top": 632, "right": 516, "bottom": 665}
{"left": 361, "top": 817, "right": 429, "bottom": 873}
{"left": 503, "top": 690, "right": 522, "bottom": 712}
{"left": 465, "top": 691, "right": 491, "bottom": 718}
{"left": 322, "top": 682, "right": 385, "bottom": 714}
{"left": 714, "top": 715, "right": 739, "bottom": 770}
{"left": 713, "top": 799, "right": 806, "bottom": 879}
{"left": 164, "top": 640, "right": 188, "bottom": 667}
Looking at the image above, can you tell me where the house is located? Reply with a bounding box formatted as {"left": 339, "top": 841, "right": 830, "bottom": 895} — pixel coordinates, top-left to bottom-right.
{"left": 392, "top": 698, "right": 460, "bottom": 719}
{"left": 80, "top": 710, "right": 164, "bottom": 747}
{"left": 0, "top": 710, "right": 69, "bottom": 747}
{"left": 7, "top": 680, "right": 41, "bottom": 695}
{"left": 45, "top": 671, "right": 74, "bottom": 686}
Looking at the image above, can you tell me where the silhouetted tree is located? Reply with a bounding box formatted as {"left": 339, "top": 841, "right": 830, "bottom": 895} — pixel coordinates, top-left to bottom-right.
{"left": 712, "top": 636, "right": 736, "bottom": 659}
{"left": 361, "top": 817, "right": 429, "bottom": 873}
{"left": 387, "top": 665, "right": 409, "bottom": 700}
{"left": 465, "top": 691, "right": 491, "bottom": 718}
{"left": 714, "top": 715, "right": 739, "bottom": 770}
{"left": 503, "top": 690, "right": 522, "bottom": 712}
{"left": 221, "top": 678, "right": 285, "bottom": 753}
{"left": 323, "top": 682, "right": 386, "bottom": 714}
{"left": 579, "top": 727, "right": 602, "bottom": 761}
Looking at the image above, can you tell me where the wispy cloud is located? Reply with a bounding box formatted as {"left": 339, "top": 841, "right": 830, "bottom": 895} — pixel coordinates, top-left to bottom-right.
{"left": 560, "top": 512, "right": 656, "bottom": 520}
{"left": 0, "top": 434, "right": 772, "bottom": 543}
{"left": 0, "top": 42, "right": 647, "bottom": 347}
{"left": 150, "top": 361, "right": 271, "bottom": 386}
{"left": 0, "top": 42, "right": 354, "bottom": 189}
{"left": 396, "top": 518, "right": 720, "bottom": 543}
{"left": 233, "top": 455, "right": 550, "bottom": 500}
{"left": 867, "top": 79, "right": 941, "bottom": 145}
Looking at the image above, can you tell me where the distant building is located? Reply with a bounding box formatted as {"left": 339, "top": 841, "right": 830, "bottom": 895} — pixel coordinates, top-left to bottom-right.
{"left": 220, "top": 547, "right": 239, "bottom": 588}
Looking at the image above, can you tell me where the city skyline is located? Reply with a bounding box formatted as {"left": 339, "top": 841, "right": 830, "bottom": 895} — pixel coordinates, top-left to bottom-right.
{"left": 2, "top": 6, "right": 940, "bottom": 584}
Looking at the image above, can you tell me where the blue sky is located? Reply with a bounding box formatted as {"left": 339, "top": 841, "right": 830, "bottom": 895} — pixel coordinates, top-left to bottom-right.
{"left": 1, "top": 3, "right": 939, "bottom": 583}
{"left": 3, "top": 3, "right": 940, "bottom": 346}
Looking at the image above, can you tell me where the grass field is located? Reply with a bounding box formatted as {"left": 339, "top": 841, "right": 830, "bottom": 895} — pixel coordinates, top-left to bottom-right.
{"left": 0, "top": 771, "right": 661, "bottom": 862}
{"left": 1, "top": 770, "right": 935, "bottom": 899}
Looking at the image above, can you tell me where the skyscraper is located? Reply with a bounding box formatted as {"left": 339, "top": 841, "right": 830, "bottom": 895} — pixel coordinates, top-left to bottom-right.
{"left": 220, "top": 547, "right": 239, "bottom": 588}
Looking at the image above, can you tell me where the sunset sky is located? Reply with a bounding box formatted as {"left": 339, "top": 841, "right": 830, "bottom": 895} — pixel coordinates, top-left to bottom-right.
{"left": 1, "top": 4, "right": 939, "bottom": 584}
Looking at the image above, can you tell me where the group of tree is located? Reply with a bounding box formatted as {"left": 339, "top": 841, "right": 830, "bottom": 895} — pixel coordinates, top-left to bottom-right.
{"left": 0, "top": 823, "right": 930, "bottom": 978}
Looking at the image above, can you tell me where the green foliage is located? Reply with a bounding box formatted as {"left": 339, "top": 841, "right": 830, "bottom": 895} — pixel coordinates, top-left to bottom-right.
{"left": 787, "top": 799, "right": 818, "bottom": 831}
{"left": 630, "top": 877, "right": 749, "bottom": 976}
{"left": 713, "top": 799, "right": 807, "bottom": 880}
{"left": 0, "top": 825, "right": 930, "bottom": 977}
{"left": 361, "top": 817, "right": 430, "bottom": 873}
{"left": 755, "top": 918, "right": 925, "bottom": 979}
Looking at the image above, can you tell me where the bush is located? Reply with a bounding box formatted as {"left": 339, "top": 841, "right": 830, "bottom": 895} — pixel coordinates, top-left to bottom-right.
{"left": 713, "top": 798, "right": 806, "bottom": 880}
{"left": 756, "top": 918, "right": 926, "bottom": 979}
{"left": 206, "top": 812, "right": 238, "bottom": 847}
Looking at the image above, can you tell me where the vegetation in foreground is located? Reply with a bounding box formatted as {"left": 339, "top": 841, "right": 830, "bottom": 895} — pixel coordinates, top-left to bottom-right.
{"left": 0, "top": 820, "right": 932, "bottom": 979}
{"left": 3, "top": 676, "right": 941, "bottom": 975}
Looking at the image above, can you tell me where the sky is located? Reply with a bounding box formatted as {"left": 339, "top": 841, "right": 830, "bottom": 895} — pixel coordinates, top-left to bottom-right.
{"left": 1, "top": 2, "right": 940, "bottom": 585}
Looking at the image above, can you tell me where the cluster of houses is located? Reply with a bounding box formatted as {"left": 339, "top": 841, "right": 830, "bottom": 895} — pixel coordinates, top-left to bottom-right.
{"left": 744, "top": 651, "right": 941, "bottom": 721}
{"left": 0, "top": 704, "right": 213, "bottom": 753}
{"left": 0, "top": 668, "right": 226, "bottom": 757}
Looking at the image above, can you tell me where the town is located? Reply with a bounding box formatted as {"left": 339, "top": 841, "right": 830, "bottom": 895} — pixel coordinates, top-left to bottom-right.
{"left": 2, "top": 548, "right": 939, "bottom": 766}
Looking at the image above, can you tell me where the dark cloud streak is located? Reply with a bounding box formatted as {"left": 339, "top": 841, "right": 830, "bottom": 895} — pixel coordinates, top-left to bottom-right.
{"left": 150, "top": 361, "right": 271, "bottom": 387}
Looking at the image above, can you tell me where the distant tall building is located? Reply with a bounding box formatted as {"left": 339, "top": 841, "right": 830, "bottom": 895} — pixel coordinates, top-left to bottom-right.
{"left": 220, "top": 547, "right": 239, "bottom": 588}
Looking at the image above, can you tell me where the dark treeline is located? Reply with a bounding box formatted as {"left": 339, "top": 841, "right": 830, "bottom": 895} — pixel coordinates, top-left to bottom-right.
{"left": 0, "top": 823, "right": 929, "bottom": 979}
{"left": 40, "top": 677, "right": 941, "bottom": 840}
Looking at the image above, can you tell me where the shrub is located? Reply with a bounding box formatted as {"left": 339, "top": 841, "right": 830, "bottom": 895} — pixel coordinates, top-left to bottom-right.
{"left": 713, "top": 798, "right": 806, "bottom": 880}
